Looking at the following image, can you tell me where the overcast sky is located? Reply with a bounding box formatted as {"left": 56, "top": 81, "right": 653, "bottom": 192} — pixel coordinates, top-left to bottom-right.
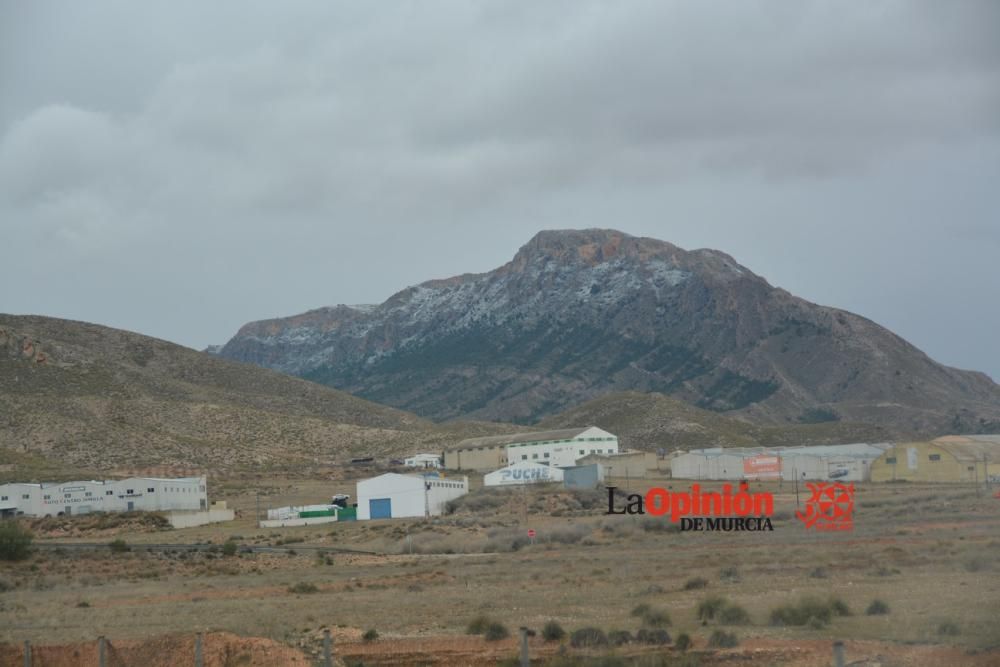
{"left": 1, "top": 1, "right": 998, "bottom": 379}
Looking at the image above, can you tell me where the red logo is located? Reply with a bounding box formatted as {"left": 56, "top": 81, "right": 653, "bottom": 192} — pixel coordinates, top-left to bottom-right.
{"left": 797, "top": 482, "right": 855, "bottom": 531}
{"left": 527, "top": 529, "right": 536, "bottom": 538}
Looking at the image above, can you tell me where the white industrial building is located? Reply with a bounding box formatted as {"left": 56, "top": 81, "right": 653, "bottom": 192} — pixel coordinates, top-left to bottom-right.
{"left": 356, "top": 472, "right": 468, "bottom": 520}
{"left": 484, "top": 461, "right": 565, "bottom": 487}
{"left": 444, "top": 426, "right": 619, "bottom": 471}
{"left": 670, "top": 444, "right": 891, "bottom": 482}
{"left": 0, "top": 476, "right": 208, "bottom": 518}
{"left": 403, "top": 453, "right": 443, "bottom": 469}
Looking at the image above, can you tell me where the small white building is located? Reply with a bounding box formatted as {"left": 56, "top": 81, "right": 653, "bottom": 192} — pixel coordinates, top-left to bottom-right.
{"left": 0, "top": 476, "right": 208, "bottom": 518}
{"left": 403, "top": 453, "right": 443, "bottom": 469}
{"left": 484, "top": 461, "right": 565, "bottom": 487}
{"left": 356, "top": 473, "right": 468, "bottom": 520}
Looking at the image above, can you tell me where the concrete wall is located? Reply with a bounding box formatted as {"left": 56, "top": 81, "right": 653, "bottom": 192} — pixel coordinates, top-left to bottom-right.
{"left": 167, "top": 507, "right": 235, "bottom": 529}
{"left": 443, "top": 446, "right": 507, "bottom": 471}
{"left": 260, "top": 515, "right": 338, "bottom": 528}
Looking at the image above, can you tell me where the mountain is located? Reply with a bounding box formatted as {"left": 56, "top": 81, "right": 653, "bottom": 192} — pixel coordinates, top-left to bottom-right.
{"left": 216, "top": 229, "right": 1000, "bottom": 434}
{"left": 0, "top": 315, "right": 514, "bottom": 479}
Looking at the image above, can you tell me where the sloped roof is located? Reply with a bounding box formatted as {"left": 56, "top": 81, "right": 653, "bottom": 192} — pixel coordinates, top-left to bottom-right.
{"left": 930, "top": 435, "right": 1000, "bottom": 462}
{"left": 448, "top": 427, "right": 595, "bottom": 452}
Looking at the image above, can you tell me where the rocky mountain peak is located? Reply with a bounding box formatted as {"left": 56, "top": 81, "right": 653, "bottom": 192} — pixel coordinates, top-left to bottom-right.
{"left": 215, "top": 229, "right": 1000, "bottom": 432}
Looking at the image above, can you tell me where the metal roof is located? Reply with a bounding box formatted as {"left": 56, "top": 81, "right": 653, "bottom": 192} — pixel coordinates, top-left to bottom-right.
{"left": 929, "top": 436, "right": 1000, "bottom": 462}
{"left": 448, "top": 427, "right": 598, "bottom": 452}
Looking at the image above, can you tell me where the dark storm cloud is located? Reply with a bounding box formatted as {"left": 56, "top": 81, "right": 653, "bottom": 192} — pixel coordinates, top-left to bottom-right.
{"left": 0, "top": 1, "right": 998, "bottom": 378}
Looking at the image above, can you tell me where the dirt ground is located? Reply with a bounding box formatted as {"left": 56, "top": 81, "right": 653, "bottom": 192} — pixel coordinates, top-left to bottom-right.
{"left": 1, "top": 477, "right": 999, "bottom": 666}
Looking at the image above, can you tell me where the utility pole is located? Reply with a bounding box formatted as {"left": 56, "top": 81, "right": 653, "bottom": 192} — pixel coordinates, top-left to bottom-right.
{"left": 794, "top": 468, "right": 800, "bottom": 508}
{"left": 424, "top": 480, "right": 430, "bottom": 519}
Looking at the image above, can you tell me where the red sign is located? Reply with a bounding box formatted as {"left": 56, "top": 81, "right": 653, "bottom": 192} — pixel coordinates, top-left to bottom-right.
{"left": 527, "top": 529, "right": 536, "bottom": 538}
{"left": 797, "top": 482, "right": 855, "bottom": 531}
{"left": 742, "top": 455, "right": 781, "bottom": 479}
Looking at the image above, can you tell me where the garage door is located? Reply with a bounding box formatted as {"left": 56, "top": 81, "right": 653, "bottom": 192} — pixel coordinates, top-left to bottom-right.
{"left": 369, "top": 498, "right": 392, "bottom": 519}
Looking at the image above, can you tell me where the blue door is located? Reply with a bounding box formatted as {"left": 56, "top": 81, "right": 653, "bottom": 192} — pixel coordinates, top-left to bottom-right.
{"left": 369, "top": 498, "right": 391, "bottom": 519}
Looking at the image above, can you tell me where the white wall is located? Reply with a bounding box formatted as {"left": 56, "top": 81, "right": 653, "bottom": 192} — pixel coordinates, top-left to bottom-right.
{"left": 404, "top": 454, "right": 442, "bottom": 468}
{"left": 484, "top": 461, "right": 565, "bottom": 486}
{"left": 357, "top": 473, "right": 468, "bottom": 520}
{"left": 506, "top": 427, "right": 619, "bottom": 468}
{"left": 0, "top": 477, "right": 207, "bottom": 517}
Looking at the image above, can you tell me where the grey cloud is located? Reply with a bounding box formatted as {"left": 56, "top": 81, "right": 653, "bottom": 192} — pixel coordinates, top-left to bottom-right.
{"left": 0, "top": 1, "right": 998, "bottom": 380}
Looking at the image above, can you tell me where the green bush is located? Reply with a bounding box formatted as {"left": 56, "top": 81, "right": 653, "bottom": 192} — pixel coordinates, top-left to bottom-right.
{"left": 287, "top": 582, "right": 318, "bottom": 594}
{"left": 362, "top": 629, "right": 378, "bottom": 642}
{"left": 221, "top": 541, "right": 238, "bottom": 557}
{"left": 541, "top": 620, "right": 566, "bottom": 641}
{"left": 769, "top": 596, "right": 848, "bottom": 627}
{"left": 108, "top": 539, "right": 129, "bottom": 554}
{"left": 707, "top": 630, "right": 739, "bottom": 648}
{"left": 630, "top": 603, "right": 651, "bottom": 617}
{"left": 0, "top": 522, "right": 33, "bottom": 561}
{"left": 570, "top": 627, "right": 608, "bottom": 648}
{"left": 674, "top": 633, "right": 692, "bottom": 651}
{"left": 635, "top": 628, "right": 671, "bottom": 645}
{"left": 466, "top": 615, "right": 493, "bottom": 635}
{"left": 608, "top": 629, "right": 632, "bottom": 646}
{"left": 719, "top": 604, "right": 750, "bottom": 625}
{"left": 697, "top": 596, "right": 727, "bottom": 622}
{"left": 683, "top": 577, "right": 709, "bottom": 590}
{"left": 866, "top": 599, "right": 890, "bottom": 616}
{"left": 483, "top": 623, "right": 509, "bottom": 641}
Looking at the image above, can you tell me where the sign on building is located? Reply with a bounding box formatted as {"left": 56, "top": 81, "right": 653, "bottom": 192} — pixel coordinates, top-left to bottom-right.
{"left": 742, "top": 455, "right": 781, "bottom": 479}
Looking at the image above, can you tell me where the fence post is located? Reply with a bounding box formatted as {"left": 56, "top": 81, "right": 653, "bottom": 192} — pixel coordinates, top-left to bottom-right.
{"left": 98, "top": 636, "right": 106, "bottom": 667}
{"left": 323, "top": 629, "right": 332, "bottom": 667}
{"left": 832, "top": 640, "right": 845, "bottom": 667}
{"left": 195, "top": 632, "right": 203, "bottom": 667}
{"left": 519, "top": 627, "right": 530, "bottom": 667}
{"left": 23, "top": 640, "right": 30, "bottom": 667}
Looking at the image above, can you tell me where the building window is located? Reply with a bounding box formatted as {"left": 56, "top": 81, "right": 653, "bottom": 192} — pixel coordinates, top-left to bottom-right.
{"left": 522, "top": 455, "right": 527, "bottom": 460}
{"left": 929, "top": 454, "right": 941, "bottom": 462}
{"left": 43, "top": 495, "right": 50, "bottom": 500}
{"left": 579, "top": 450, "right": 585, "bottom": 455}
{"left": 85, "top": 492, "right": 93, "bottom": 497}
{"left": 885, "top": 457, "right": 897, "bottom": 464}
{"left": 544, "top": 453, "right": 550, "bottom": 458}
{"left": 64, "top": 493, "right": 72, "bottom": 498}
{"left": 0, "top": 495, "right": 6, "bottom": 501}
{"left": 106, "top": 490, "right": 114, "bottom": 496}
{"left": 126, "top": 489, "right": 134, "bottom": 495}
{"left": 22, "top": 494, "right": 29, "bottom": 500}
{"left": 532, "top": 454, "right": 538, "bottom": 459}
{"left": 147, "top": 487, "right": 155, "bottom": 493}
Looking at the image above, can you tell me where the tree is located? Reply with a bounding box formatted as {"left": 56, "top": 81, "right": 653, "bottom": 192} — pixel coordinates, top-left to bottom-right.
{"left": 0, "top": 522, "right": 33, "bottom": 561}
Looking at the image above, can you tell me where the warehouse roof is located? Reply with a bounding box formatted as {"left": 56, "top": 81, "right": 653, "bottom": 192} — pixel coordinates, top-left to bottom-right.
{"left": 929, "top": 436, "right": 1000, "bottom": 462}
{"left": 448, "top": 427, "right": 599, "bottom": 452}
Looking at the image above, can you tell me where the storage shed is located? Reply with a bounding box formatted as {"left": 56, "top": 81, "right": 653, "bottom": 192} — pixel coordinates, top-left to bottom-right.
{"left": 356, "top": 472, "right": 468, "bottom": 520}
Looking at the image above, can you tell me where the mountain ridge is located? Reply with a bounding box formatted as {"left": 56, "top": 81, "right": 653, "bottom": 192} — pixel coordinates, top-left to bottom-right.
{"left": 216, "top": 228, "right": 1000, "bottom": 435}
